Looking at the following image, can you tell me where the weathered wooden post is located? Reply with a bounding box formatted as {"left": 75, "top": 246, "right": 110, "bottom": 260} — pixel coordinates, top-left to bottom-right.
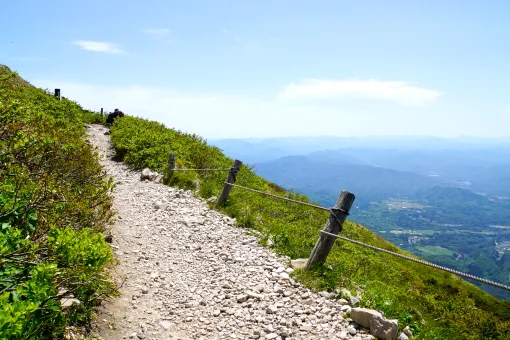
{"left": 217, "top": 159, "right": 242, "bottom": 205}
{"left": 305, "top": 190, "right": 355, "bottom": 269}
{"left": 100, "top": 108, "right": 104, "bottom": 117}
{"left": 54, "top": 88, "right": 61, "bottom": 100}
{"left": 165, "top": 154, "right": 176, "bottom": 181}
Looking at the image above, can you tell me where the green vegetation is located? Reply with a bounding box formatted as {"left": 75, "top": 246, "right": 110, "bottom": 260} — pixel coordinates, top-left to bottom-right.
{"left": 252, "top": 152, "right": 510, "bottom": 301}
{"left": 0, "top": 66, "right": 117, "bottom": 338}
{"left": 354, "top": 189, "right": 510, "bottom": 302}
{"left": 101, "top": 114, "right": 510, "bottom": 339}
{"left": 417, "top": 246, "right": 455, "bottom": 257}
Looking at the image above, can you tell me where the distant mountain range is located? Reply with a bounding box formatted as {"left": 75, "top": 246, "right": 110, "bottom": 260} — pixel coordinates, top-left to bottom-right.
{"left": 211, "top": 137, "right": 510, "bottom": 200}
{"left": 306, "top": 148, "right": 510, "bottom": 197}
{"left": 211, "top": 136, "right": 510, "bottom": 164}
{"left": 252, "top": 154, "right": 442, "bottom": 207}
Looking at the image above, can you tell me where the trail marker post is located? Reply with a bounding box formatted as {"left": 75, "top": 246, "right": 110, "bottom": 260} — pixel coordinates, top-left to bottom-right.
{"left": 217, "top": 159, "right": 242, "bottom": 205}
{"left": 306, "top": 190, "right": 355, "bottom": 269}
{"left": 165, "top": 154, "right": 176, "bottom": 182}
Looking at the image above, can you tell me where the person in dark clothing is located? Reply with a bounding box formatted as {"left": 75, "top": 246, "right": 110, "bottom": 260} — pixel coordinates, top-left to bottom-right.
{"left": 106, "top": 108, "right": 124, "bottom": 125}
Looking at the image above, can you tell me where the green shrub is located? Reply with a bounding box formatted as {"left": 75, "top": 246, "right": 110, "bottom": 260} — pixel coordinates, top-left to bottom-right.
{"left": 82, "top": 110, "right": 106, "bottom": 125}
{"left": 198, "top": 179, "right": 220, "bottom": 198}
{"left": 0, "top": 65, "right": 117, "bottom": 338}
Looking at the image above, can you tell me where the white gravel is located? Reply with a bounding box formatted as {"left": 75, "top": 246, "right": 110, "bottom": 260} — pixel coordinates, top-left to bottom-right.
{"left": 87, "top": 124, "right": 374, "bottom": 340}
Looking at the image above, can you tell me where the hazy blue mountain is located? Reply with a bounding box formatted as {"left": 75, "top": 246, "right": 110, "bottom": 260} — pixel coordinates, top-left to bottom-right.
{"left": 416, "top": 186, "right": 490, "bottom": 202}
{"left": 211, "top": 136, "right": 510, "bottom": 164}
{"left": 252, "top": 155, "right": 444, "bottom": 207}
{"left": 207, "top": 139, "right": 290, "bottom": 163}
{"left": 307, "top": 148, "right": 510, "bottom": 197}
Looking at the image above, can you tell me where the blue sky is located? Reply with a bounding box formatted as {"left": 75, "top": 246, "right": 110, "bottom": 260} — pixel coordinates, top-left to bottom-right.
{"left": 1, "top": 1, "right": 509, "bottom": 139}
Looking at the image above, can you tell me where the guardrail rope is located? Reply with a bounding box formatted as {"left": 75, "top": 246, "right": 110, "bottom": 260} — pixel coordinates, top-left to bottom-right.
{"left": 225, "top": 182, "right": 331, "bottom": 211}
{"left": 226, "top": 181, "right": 510, "bottom": 291}
{"left": 320, "top": 230, "right": 510, "bottom": 291}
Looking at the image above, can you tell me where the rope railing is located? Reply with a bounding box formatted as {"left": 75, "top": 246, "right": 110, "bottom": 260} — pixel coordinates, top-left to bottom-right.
{"left": 225, "top": 182, "right": 331, "bottom": 211}
{"left": 320, "top": 230, "right": 510, "bottom": 291}
{"left": 223, "top": 181, "right": 510, "bottom": 292}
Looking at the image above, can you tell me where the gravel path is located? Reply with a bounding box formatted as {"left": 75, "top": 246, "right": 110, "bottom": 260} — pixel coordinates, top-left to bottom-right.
{"left": 87, "top": 124, "right": 374, "bottom": 340}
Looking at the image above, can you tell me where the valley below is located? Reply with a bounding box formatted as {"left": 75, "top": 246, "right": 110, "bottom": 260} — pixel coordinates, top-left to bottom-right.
{"left": 213, "top": 137, "right": 510, "bottom": 301}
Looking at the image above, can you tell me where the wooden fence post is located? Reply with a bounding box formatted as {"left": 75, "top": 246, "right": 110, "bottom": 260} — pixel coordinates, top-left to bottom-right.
{"left": 165, "top": 154, "right": 176, "bottom": 181}
{"left": 305, "top": 190, "right": 355, "bottom": 269}
{"left": 100, "top": 108, "right": 103, "bottom": 117}
{"left": 217, "top": 159, "right": 242, "bottom": 205}
{"left": 54, "top": 89, "right": 61, "bottom": 100}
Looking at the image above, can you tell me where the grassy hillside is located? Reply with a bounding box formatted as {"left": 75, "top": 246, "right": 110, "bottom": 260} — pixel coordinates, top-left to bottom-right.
{"left": 4, "top": 64, "right": 510, "bottom": 338}
{"left": 104, "top": 116, "right": 510, "bottom": 339}
{"left": 0, "top": 66, "right": 117, "bottom": 338}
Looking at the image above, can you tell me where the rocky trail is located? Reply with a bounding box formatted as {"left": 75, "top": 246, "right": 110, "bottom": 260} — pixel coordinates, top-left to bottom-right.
{"left": 87, "top": 124, "right": 377, "bottom": 340}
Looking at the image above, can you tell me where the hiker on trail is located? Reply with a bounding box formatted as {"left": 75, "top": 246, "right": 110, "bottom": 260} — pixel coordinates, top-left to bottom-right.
{"left": 106, "top": 108, "right": 124, "bottom": 125}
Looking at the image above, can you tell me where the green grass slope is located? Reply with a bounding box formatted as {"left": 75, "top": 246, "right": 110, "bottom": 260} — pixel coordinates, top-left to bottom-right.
{"left": 105, "top": 116, "right": 510, "bottom": 339}
{"left": 0, "top": 66, "right": 117, "bottom": 338}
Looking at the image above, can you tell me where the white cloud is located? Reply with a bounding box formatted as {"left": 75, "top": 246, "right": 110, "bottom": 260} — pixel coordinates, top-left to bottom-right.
{"left": 279, "top": 79, "right": 444, "bottom": 106}
{"left": 30, "top": 79, "right": 504, "bottom": 139}
{"left": 30, "top": 80, "right": 351, "bottom": 138}
{"left": 73, "top": 41, "right": 126, "bottom": 54}
{"left": 142, "top": 28, "right": 170, "bottom": 37}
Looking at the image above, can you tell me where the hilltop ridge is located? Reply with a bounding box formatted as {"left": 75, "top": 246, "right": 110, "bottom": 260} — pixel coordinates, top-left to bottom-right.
{"left": 2, "top": 65, "right": 510, "bottom": 339}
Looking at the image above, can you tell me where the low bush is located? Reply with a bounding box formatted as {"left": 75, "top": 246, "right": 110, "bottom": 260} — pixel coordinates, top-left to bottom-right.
{"left": 0, "top": 66, "right": 117, "bottom": 338}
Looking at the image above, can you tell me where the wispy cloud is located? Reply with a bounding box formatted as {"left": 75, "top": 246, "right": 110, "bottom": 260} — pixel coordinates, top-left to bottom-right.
{"left": 72, "top": 40, "right": 126, "bottom": 54}
{"left": 279, "top": 79, "right": 444, "bottom": 106}
{"left": 142, "top": 28, "right": 170, "bottom": 37}
{"left": 30, "top": 79, "right": 470, "bottom": 139}
{"left": 222, "top": 28, "right": 258, "bottom": 53}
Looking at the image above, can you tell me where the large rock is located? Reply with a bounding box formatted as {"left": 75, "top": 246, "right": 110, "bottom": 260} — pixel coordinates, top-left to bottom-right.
{"left": 140, "top": 168, "right": 152, "bottom": 180}
{"left": 247, "top": 291, "right": 264, "bottom": 300}
{"left": 350, "top": 308, "right": 398, "bottom": 340}
{"left": 403, "top": 326, "right": 413, "bottom": 338}
{"left": 349, "top": 295, "right": 361, "bottom": 306}
{"left": 140, "top": 168, "right": 162, "bottom": 182}
{"left": 60, "top": 297, "right": 81, "bottom": 309}
{"left": 149, "top": 171, "right": 159, "bottom": 181}
{"left": 398, "top": 333, "right": 409, "bottom": 340}
{"left": 338, "top": 298, "right": 349, "bottom": 305}
{"left": 290, "top": 258, "right": 308, "bottom": 269}
{"left": 154, "top": 202, "right": 168, "bottom": 210}
{"left": 159, "top": 320, "right": 172, "bottom": 330}
{"left": 266, "top": 305, "right": 278, "bottom": 314}
{"left": 206, "top": 196, "right": 217, "bottom": 203}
